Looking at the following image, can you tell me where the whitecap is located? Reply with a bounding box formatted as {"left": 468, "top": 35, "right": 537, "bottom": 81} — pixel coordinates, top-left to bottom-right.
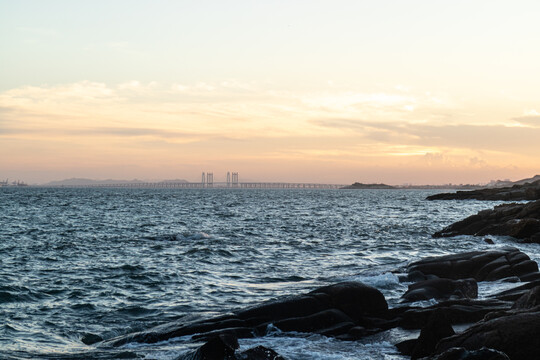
{"left": 239, "top": 333, "right": 406, "bottom": 360}
{"left": 177, "top": 232, "right": 211, "bottom": 241}
{"left": 350, "top": 272, "right": 400, "bottom": 289}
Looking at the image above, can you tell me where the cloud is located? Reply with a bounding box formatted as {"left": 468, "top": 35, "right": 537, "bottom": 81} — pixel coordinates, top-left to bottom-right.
{"left": 2, "top": 81, "right": 539, "bottom": 174}
{"left": 73, "top": 127, "right": 201, "bottom": 139}
{"left": 512, "top": 115, "right": 540, "bottom": 128}
{"left": 424, "top": 152, "right": 447, "bottom": 165}
{"left": 312, "top": 117, "right": 540, "bottom": 153}
{"left": 469, "top": 157, "right": 487, "bottom": 167}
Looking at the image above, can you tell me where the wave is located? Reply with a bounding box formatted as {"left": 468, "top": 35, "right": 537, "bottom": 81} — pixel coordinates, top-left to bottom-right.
{"left": 144, "top": 231, "right": 212, "bottom": 241}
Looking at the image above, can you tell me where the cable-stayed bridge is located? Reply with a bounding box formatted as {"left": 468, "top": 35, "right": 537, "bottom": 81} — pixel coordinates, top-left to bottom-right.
{"left": 42, "top": 172, "right": 346, "bottom": 189}
{"left": 52, "top": 181, "right": 345, "bottom": 189}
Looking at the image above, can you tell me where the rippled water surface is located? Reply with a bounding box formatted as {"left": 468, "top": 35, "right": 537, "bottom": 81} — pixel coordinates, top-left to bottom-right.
{"left": 1, "top": 188, "right": 537, "bottom": 359}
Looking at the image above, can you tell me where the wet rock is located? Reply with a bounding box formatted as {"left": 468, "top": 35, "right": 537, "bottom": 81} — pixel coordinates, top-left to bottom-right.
{"left": 396, "top": 309, "right": 455, "bottom": 358}
{"left": 103, "top": 282, "right": 388, "bottom": 346}
{"left": 178, "top": 334, "right": 238, "bottom": 360}
{"left": 178, "top": 336, "right": 287, "bottom": 360}
{"left": 426, "top": 180, "right": 540, "bottom": 201}
{"left": 433, "top": 201, "right": 540, "bottom": 243}
{"left": 511, "top": 285, "right": 540, "bottom": 310}
{"left": 406, "top": 247, "right": 539, "bottom": 281}
{"left": 395, "top": 339, "right": 418, "bottom": 357}
{"left": 434, "top": 310, "right": 540, "bottom": 360}
{"left": 236, "top": 346, "right": 286, "bottom": 360}
{"left": 391, "top": 299, "right": 513, "bottom": 330}
{"left": 402, "top": 278, "right": 477, "bottom": 301}
{"left": 308, "top": 281, "right": 388, "bottom": 319}
{"left": 428, "top": 347, "right": 510, "bottom": 360}
{"left": 411, "top": 309, "right": 455, "bottom": 359}
{"left": 492, "top": 279, "right": 540, "bottom": 302}
{"left": 268, "top": 309, "right": 353, "bottom": 334}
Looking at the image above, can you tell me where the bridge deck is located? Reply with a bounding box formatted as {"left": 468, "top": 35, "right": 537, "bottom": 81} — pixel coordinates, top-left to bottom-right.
{"left": 46, "top": 182, "right": 346, "bottom": 189}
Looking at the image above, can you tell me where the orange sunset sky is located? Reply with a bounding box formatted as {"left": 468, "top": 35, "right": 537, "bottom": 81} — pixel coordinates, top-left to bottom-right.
{"left": 1, "top": 1, "right": 539, "bottom": 184}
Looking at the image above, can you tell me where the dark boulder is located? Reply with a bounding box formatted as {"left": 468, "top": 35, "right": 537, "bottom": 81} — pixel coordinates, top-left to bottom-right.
{"left": 411, "top": 309, "right": 455, "bottom": 359}
{"left": 406, "top": 247, "right": 539, "bottom": 281}
{"left": 396, "top": 309, "right": 455, "bottom": 359}
{"left": 177, "top": 335, "right": 287, "bottom": 360}
{"left": 426, "top": 179, "right": 540, "bottom": 201}
{"left": 268, "top": 309, "right": 353, "bottom": 334}
{"left": 511, "top": 285, "right": 540, "bottom": 310}
{"left": 402, "top": 278, "right": 477, "bottom": 301}
{"left": 178, "top": 334, "right": 238, "bottom": 360}
{"left": 434, "top": 310, "right": 540, "bottom": 360}
{"left": 103, "top": 282, "right": 388, "bottom": 347}
{"left": 428, "top": 347, "right": 510, "bottom": 360}
{"left": 391, "top": 299, "right": 513, "bottom": 330}
{"left": 308, "top": 281, "right": 388, "bottom": 319}
{"left": 433, "top": 201, "right": 540, "bottom": 243}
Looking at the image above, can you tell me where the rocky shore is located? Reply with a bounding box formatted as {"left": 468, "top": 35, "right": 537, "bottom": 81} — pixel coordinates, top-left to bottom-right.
{"left": 433, "top": 200, "right": 540, "bottom": 243}
{"left": 99, "top": 246, "right": 540, "bottom": 360}
{"left": 426, "top": 180, "right": 540, "bottom": 201}
{"left": 92, "top": 182, "right": 540, "bottom": 359}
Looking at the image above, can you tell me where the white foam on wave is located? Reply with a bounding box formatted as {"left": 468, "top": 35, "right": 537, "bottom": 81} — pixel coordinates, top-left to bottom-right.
{"left": 239, "top": 332, "right": 407, "bottom": 360}
{"left": 351, "top": 272, "right": 401, "bottom": 289}
{"left": 176, "top": 232, "right": 211, "bottom": 241}
{"left": 121, "top": 334, "right": 201, "bottom": 360}
{"left": 477, "top": 279, "right": 524, "bottom": 299}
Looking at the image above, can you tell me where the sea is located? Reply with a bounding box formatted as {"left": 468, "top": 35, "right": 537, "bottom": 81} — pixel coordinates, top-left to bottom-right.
{"left": 1, "top": 188, "right": 539, "bottom": 360}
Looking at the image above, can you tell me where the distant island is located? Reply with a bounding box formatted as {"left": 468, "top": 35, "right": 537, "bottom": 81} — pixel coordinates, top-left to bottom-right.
{"left": 341, "top": 182, "right": 480, "bottom": 190}
{"left": 341, "top": 182, "right": 395, "bottom": 189}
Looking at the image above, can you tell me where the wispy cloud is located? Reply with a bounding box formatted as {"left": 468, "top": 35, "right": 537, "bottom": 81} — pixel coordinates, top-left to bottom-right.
{"left": 1, "top": 80, "right": 538, "bottom": 183}
{"left": 312, "top": 118, "right": 540, "bottom": 153}
{"left": 512, "top": 115, "right": 540, "bottom": 128}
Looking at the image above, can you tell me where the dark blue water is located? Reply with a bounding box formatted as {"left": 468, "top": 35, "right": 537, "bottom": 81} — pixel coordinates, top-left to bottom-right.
{"left": 1, "top": 188, "right": 537, "bottom": 359}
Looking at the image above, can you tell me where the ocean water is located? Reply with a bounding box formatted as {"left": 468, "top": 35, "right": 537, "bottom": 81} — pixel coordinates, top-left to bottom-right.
{"left": 1, "top": 188, "right": 538, "bottom": 359}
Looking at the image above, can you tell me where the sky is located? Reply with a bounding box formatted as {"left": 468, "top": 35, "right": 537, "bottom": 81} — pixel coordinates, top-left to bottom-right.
{"left": 1, "top": 0, "right": 539, "bottom": 185}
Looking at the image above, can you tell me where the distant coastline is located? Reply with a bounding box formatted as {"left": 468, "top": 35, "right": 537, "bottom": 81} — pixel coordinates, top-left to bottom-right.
{"left": 341, "top": 182, "right": 396, "bottom": 189}
{"left": 2, "top": 175, "right": 538, "bottom": 190}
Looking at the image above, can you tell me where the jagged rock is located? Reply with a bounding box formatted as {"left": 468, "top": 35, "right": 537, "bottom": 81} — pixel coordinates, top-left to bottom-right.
{"left": 236, "top": 346, "right": 286, "bottom": 360}
{"left": 390, "top": 299, "right": 512, "bottom": 330}
{"left": 406, "top": 247, "right": 539, "bottom": 281}
{"left": 268, "top": 308, "right": 353, "bottom": 333}
{"left": 99, "top": 250, "right": 540, "bottom": 360}
{"left": 426, "top": 180, "right": 540, "bottom": 201}
{"left": 178, "top": 334, "right": 238, "bottom": 360}
{"left": 103, "top": 282, "right": 388, "bottom": 346}
{"left": 411, "top": 310, "right": 455, "bottom": 359}
{"left": 402, "top": 278, "right": 477, "bottom": 301}
{"left": 177, "top": 335, "right": 286, "bottom": 360}
{"left": 511, "top": 285, "right": 540, "bottom": 310}
{"left": 433, "top": 201, "right": 540, "bottom": 243}
{"left": 488, "top": 279, "right": 540, "bottom": 303}
{"left": 434, "top": 310, "right": 540, "bottom": 360}
{"left": 396, "top": 309, "right": 455, "bottom": 358}
{"left": 427, "top": 347, "right": 510, "bottom": 360}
